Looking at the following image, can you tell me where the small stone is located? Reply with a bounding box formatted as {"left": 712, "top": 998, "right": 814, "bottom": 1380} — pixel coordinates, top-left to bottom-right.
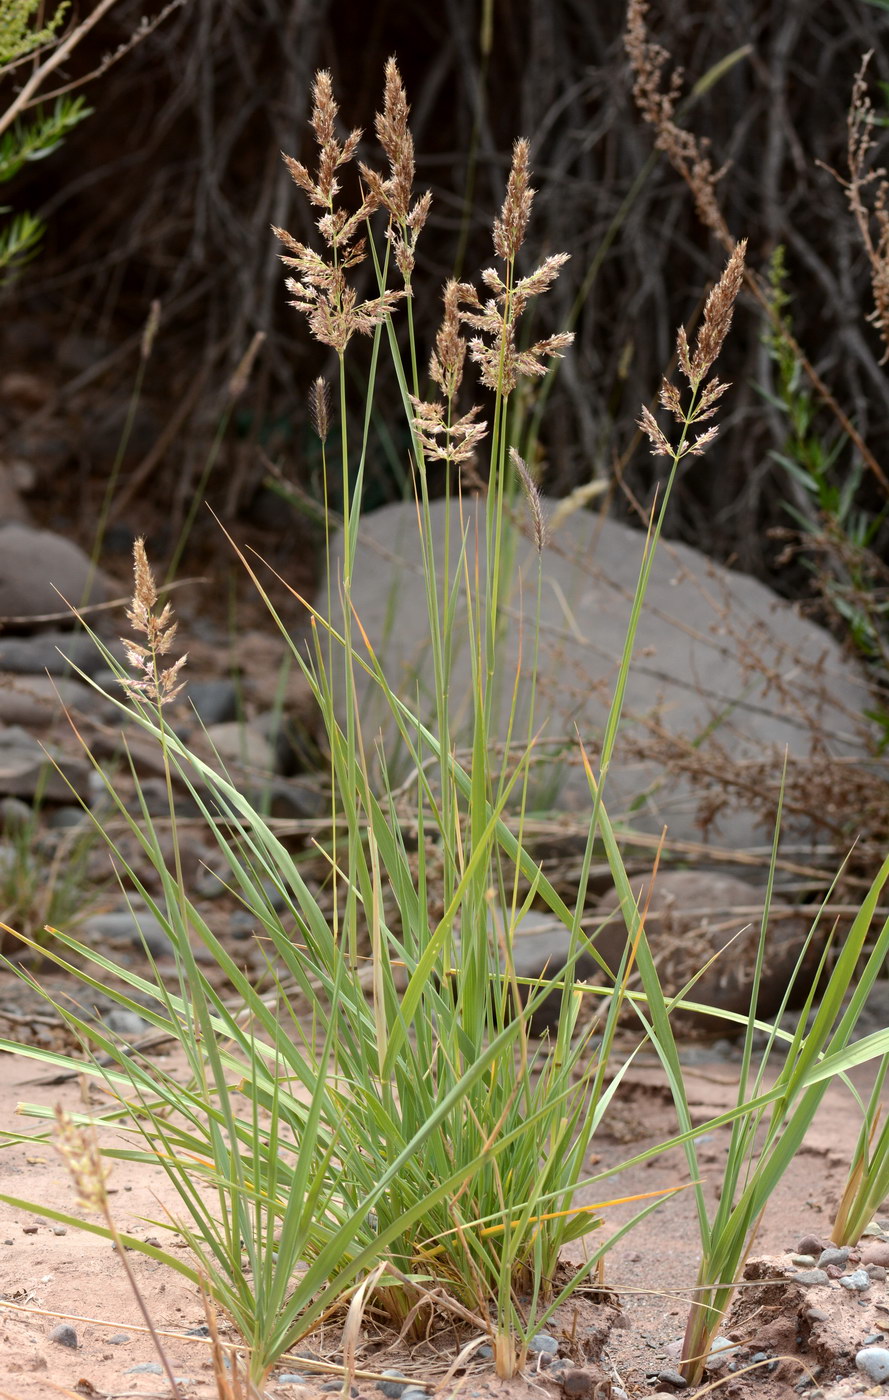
{"left": 707, "top": 1337, "right": 740, "bottom": 1369}
{"left": 798, "top": 1235, "right": 826, "bottom": 1256}
{"left": 867, "top": 1266, "right": 887, "bottom": 1282}
{"left": 85, "top": 908, "right": 172, "bottom": 958}
{"left": 22, "top": 1223, "right": 38, "bottom": 1234}
{"left": 856, "top": 1348, "right": 889, "bottom": 1383}
{"left": 840, "top": 1269, "right": 871, "bottom": 1292}
{"left": 861, "top": 1241, "right": 889, "bottom": 1268}
{"left": 107, "top": 1334, "right": 129, "bottom": 1344}
{"left": 794, "top": 1269, "right": 830, "bottom": 1286}
{"left": 3, "top": 1239, "right": 11, "bottom": 1245}
{"left": 560, "top": 1370, "right": 594, "bottom": 1397}
{"left": 790, "top": 1254, "right": 817, "bottom": 1268}
{"left": 528, "top": 1333, "right": 560, "bottom": 1356}
{"left": 187, "top": 681, "right": 239, "bottom": 727}
{"left": 806, "top": 1308, "right": 829, "bottom": 1322}
{"left": 476, "top": 1344, "right": 494, "bottom": 1360}
{"left": 818, "top": 1247, "right": 851, "bottom": 1269}
{"left": 51, "top": 1225, "right": 66, "bottom": 1236}
{"left": 49, "top": 1323, "right": 77, "bottom": 1348}
{"left": 104, "top": 1008, "right": 148, "bottom": 1039}
{"left": 126, "top": 1362, "right": 163, "bottom": 1374}
{"left": 377, "top": 1371, "right": 412, "bottom": 1398}
{"left": 398, "top": 1390, "right": 430, "bottom": 1400}
{"left": 185, "top": 1324, "right": 210, "bottom": 1336}
{"left": 863, "top": 1333, "right": 885, "bottom": 1346}
{"left": 657, "top": 1369, "right": 688, "bottom": 1388}
{"left": 277, "top": 1377, "right": 308, "bottom": 1387}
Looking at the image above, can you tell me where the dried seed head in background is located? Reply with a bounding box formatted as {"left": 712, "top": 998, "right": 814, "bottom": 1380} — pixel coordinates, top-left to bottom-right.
{"left": 121, "top": 538, "right": 187, "bottom": 706}
{"left": 625, "top": 0, "right": 732, "bottom": 250}
{"left": 638, "top": 239, "right": 746, "bottom": 460}
{"left": 831, "top": 54, "right": 889, "bottom": 365}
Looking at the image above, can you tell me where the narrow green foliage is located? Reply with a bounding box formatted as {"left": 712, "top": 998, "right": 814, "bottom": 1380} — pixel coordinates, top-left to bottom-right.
{"left": 0, "top": 1, "right": 91, "bottom": 276}
{"left": 0, "top": 0, "right": 67, "bottom": 63}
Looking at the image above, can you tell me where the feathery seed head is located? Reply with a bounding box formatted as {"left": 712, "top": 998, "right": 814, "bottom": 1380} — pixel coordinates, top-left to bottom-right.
{"left": 375, "top": 57, "right": 414, "bottom": 224}
{"left": 429, "top": 280, "right": 470, "bottom": 399}
{"left": 684, "top": 238, "right": 747, "bottom": 386}
{"left": 309, "top": 375, "right": 330, "bottom": 442}
{"left": 141, "top": 300, "right": 161, "bottom": 363}
{"left": 509, "top": 447, "right": 547, "bottom": 552}
{"left": 277, "top": 66, "right": 408, "bottom": 347}
{"left": 122, "top": 538, "right": 187, "bottom": 707}
{"left": 494, "top": 138, "right": 534, "bottom": 264}
{"left": 638, "top": 240, "right": 745, "bottom": 461}
{"left": 54, "top": 1105, "right": 109, "bottom": 1213}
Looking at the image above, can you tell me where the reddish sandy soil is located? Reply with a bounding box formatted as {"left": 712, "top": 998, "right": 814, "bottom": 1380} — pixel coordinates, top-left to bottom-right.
{"left": 0, "top": 1031, "right": 884, "bottom": 1400}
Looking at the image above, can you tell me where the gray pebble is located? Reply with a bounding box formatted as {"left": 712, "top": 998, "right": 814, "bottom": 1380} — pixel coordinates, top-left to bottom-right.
{"left": 377, "top": 1371, "right": 413, "bottom": 1397}
{"left": 126, "top": 1362, "right": 163, "bottom": 1374}
{"left": 867, "top": 1265, "right": 887, "bottom": 1282}
{"left": 85, "top": 908, "right": 172, "bottom": 957}
{"left": 840, "top": 1269, "right": 871, "bottom": 1292}
{"left": 806, "top": 1308, "right": 829, "bottom": 1322}
{"left": 706, "top": 1337, "right": 740, "bottom": 1370}
{"left": 657, "top": 1370, "right": 688, "bottom": 1388}
{"left": 797, "top": 1235, "right": 825, "bottom": 1256}
{"left": 793, "top": 1269, "right": 830, "bottom": 1286}
{"left": 398, "top": 1390, "right": 430, "bottom": 1400}
{"left": 277, "top": 1378, "right": 308, "bottom": 1387}
{"left": 51, "top": 1225, "right": 66, "bottom": 1236}
{"left": 790, "top": 1254, "right": 817, "bottom": 1268}
{"left": 863, "top": 1333, "right": 885, "bottom": 1345}
{"left": 104, "top": 1008, "right": 148, "bottom": 1038}
{"left": 818, "top": 1247, "right": 850, "bottom": 1269}
{"left": 0, "top": 797, "right": 32, "bottom": 832}
{"left": 856, "top": 1348, "right": 889, "bottom": 1383}
{"left": 107, "top": 1333, "right": 129, "bottom": 1344}
{"left": 49, "top": 1323, "right": 77, "bottom": 1348}
{"left": 187, "top": 681, "right": 239, "bottom": 727}
{"left": 476, "top": 1344, "right": 494, "bottom": 1359}
{"left": 528, "top": 1333, "right": 560, "bottom": 1355}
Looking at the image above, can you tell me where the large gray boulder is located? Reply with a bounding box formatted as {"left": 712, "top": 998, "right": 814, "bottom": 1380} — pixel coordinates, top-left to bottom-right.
{"left": 326, "top": 497, "right": 874, "bottom": 847}
{"left": 0, "top": 523, "right": 114, "bottom": 624}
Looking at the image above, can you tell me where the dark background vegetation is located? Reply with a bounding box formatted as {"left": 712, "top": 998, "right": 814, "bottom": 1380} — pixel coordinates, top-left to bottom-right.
{"left": 3, "top": 0, "right": 889, "bottom": 605}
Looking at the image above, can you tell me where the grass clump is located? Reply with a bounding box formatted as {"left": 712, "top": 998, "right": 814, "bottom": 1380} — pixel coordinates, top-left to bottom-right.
{"left": 4, "top": 53, "right": 889, "bottom": 1396}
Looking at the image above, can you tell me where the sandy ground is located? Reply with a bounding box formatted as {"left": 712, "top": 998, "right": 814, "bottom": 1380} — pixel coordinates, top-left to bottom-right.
{"left": 0, "top": 1033, "right": 883, "bottom": 1400}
